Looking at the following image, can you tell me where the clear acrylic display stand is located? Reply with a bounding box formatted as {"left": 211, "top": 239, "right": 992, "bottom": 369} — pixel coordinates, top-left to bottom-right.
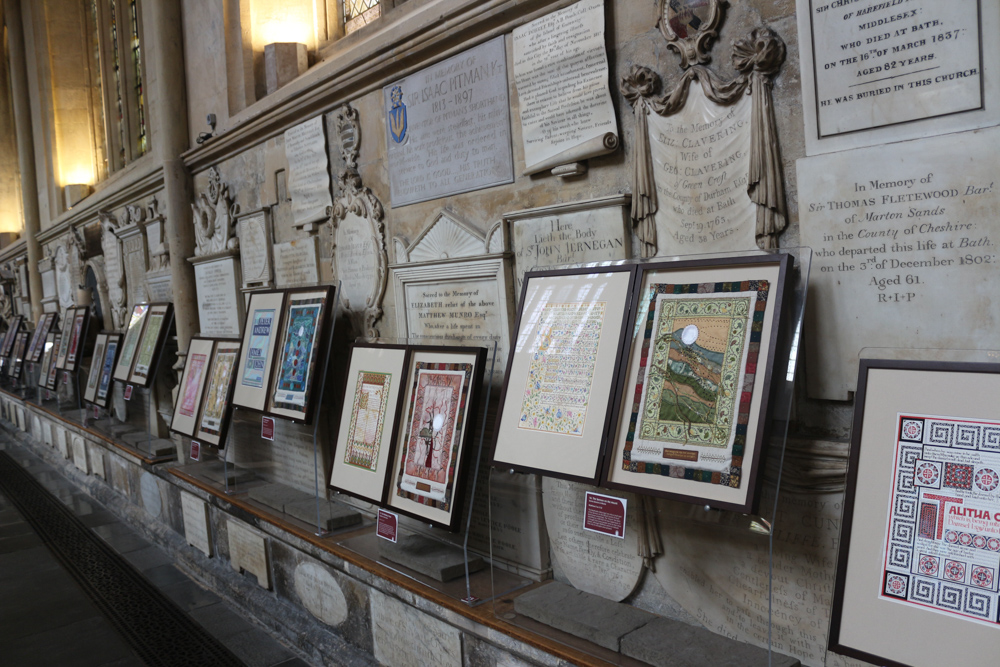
{"left": 489, "top": 247, "right": 812, "bottom": 664}
{"left": 205, "top": 284, "right": 359, "bottom": 539}
{"left": 336, "top": 335, "right": 510, "bottom": 607}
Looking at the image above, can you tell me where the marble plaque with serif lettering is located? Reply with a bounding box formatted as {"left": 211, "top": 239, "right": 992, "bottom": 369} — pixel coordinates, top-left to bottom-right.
{"left": 273, "top": 238, "right": 320, "bottom": 287}
{"left": 799, "top": 126, "right": 1000, "bottom": 399}
{"left": 284, "top": 117, "right": 333, "bottom": 228}
{"left": 192, "top": 256, "right": 243, "bottom": 337}
{"left": 384, "top": 36, "right": 513, "bottom": 207}
{"left": 181, "top": 492, "right": 212, "bottom": 557}
{"left": 228, "top": 520, "right": 270, "bottom": 589}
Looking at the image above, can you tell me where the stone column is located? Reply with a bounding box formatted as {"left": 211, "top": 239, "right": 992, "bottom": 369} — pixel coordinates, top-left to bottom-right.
{"left": 144, "top": 0, "right": 197, "bottom": 356}
{"left": 4, "top": 0, "right": 43, "bottom": 320}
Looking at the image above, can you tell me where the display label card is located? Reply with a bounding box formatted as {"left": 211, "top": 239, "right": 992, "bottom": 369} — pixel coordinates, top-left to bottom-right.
{"left": 62, "top": 371, "right": 70, "bottom": 385}
{"left": 376, "top": 509, "right": 398, "bottom": 543}
{"left": 93, "top": 406, "right": 99, "bottom": 419}
{"left": 583, "top": 491, "right": 626, "bottom": 539}
{"left": 261, "top": 416, "right": 275, "bottom": 441}
{"left": 124, "top": 385, "right": 133, "bottom": 400}
{"left": 190, "top": 440, "right": 201, "bottom": 462}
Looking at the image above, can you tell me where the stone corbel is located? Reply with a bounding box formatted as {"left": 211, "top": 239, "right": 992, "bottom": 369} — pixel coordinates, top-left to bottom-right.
{"left": 621, "top": 17, "right": 788, "bottom": 256}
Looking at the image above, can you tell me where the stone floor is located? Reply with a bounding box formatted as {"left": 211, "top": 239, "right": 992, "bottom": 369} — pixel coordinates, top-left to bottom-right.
{"left": 0, "top": 437, "right": 311, "bottom": 667}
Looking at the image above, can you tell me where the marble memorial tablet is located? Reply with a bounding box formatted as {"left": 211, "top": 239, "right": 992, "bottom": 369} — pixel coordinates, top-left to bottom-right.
{"left": 273, "top": 238, "right": 320, "bottom": 287}
{"left": 238, "top": 210, "right": 272, "bottom": 288}
{"left": 227, "top": 520, "right": 270, "bottom": 589}
{"left": 284, "top": 117, "right": 333, "bottom": 228}
{"left": 193, "top": 256, "right": 243, "bottom": 337}
{"left": 384, "top": 36, "right": 513, "bottom": 207}
{"left": 181, "top": 492, "right": 212, "bottom": 557}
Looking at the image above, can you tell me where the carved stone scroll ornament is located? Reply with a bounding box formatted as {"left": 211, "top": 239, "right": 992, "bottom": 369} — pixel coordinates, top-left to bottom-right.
{"left": 191, "top": 167, "right": 240, "bottom": 257}
{"left": 328, "top": 104, "right": 388, "bottom": 338}
{"left": 621, "top": 26, "right": 788, "bottom": 256}
{"left": 98, "top": 211, "right": 129, "bottom": 329}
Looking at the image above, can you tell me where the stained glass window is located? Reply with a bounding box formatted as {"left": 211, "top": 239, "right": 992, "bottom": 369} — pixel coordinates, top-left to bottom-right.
{"left": 129, "top": 0, "right": 146, "bottom": 157}
{"left": 344, "top": 0, "right": 381, "bottom": 35}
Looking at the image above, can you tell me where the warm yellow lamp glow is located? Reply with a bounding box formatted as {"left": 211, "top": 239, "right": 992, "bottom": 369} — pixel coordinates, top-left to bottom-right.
{"left": 257, "top": 19, "right": 311, "bottom": 46}
{"left": 0, "top": 214, "right": 23, "bottom": 234}
{"left": 61, "top": 165, "right": 94, "bottom": 189}
{"left": 251, "top": 0, "right": 314, "bottom": 49}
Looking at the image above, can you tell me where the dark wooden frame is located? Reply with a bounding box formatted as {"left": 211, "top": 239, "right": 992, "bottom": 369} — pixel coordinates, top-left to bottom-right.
{"left": 327, "top": 341, "right": 412, "bottom": 506}
{"left": 113, "top": 303, "right": 151, "bottom": 382}
{"left": 127, "top": 302, "right": 174, "bottom": 387}
{"left": 169, "top": 337, "right": 218, "bottom": 437}
{"left": 1, "top": 314, "right": 24, "bottom": 358}
{"left": 387, "top": 344, "right": 488, "bottom": 532}
{"left": 26, "top": 312, "right": 57, "bottom": 363}
{"left": 599, "top": 252, "right": 792, "bottom": 513}
{"left": 60, "top": 305, "right": 92, "bottom": 373}
{"left": 9, "top": 331, "right": 29, "bottom": 380}
{"left": 233, "top": 289, "right": 289, "bottom": 414}
{"left": 82, "top": 332, "right": 108, "bottom": 404}
{"left": 193, "top": 338, "right": 242, "bottom": 449}
{"left": 44, "top": 333, "right": 61, "bottom": 391}
{"left": 829, "top": 358, "right": 1000, "bottom": 667}
{"left": 264, "top": 285, "right": 338, "bottom": 425}
{"left": 488, "top": 264, "right": 638, "bottom": 485}
{"left": 88, "top": 332, "right": 123, "bottom": 408}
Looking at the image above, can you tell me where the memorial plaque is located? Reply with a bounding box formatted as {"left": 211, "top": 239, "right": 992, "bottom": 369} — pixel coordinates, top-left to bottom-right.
{"left": 293, "top": 562, "right": 348, "bottom": 627}
{"left": 513, "top": 0, "right": 618, "bottom": 174}
{"left": 88, "top": 446, "right": 105, "bottom": 480}
{"left": 192, "top": 256, "right": 243, "bottom": 337}
{"left": 140, "top": 472, "right": 162, "bottom": 518}
{"left": 238, "top": 211, "right": 272, "bottom": 288}
{"left": 799, "top": 126, "right": 1000, "bottom": 399}
{"left": 273, "top": 238, "right": 320, "bottom": 287}
{"left": 654, "top": 489, "right": 860, "bottom": 667}
{"left": 227, "top": 520, "right": 270, "bottom": 589}
{"left": 181, "top": 492, "right": 212, "bottom": 557}
{"left": 284, "top": 117, "right": 333, "bottom": 228}
{"left": 334, "top": 211, "right": 381, "bottom": 313}
{"left": 647, "top": 85, "right": 756, "bottom": 253}
{"left": 541, "top": 477, "right": 642, "bottom": 601}
{"left": 384, "top": 36, "right": 514, "bottom": 207}
{"left": 71, "top": 436, "right": 89, "bottom": 474}
{"left": 370, "top": 589, "right": 462, "bottom": 667}
{"left": 797, "top": 0, "right": 1000, "bottom": 154}
{"left": 506, "top": 196, "right": 629, "bottom": 291}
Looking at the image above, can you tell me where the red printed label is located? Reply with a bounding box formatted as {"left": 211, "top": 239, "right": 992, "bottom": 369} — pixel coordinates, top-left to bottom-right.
{"left": 261, "top": 416, "right": 275, "bottom": 441}
{"left": 62, "top": 372, "right": 70, "bottom": 385}
{"left": 124, "top": 385, "right": 133, "bottom": 400}
{"left": 376, "top": 509, "right": 398, "bottom": 543}
{"left": 583, "top": 491, "right": 627, "bottom": 539}
{"left": 189, "top": 440, "right": 201, "bottom": 461}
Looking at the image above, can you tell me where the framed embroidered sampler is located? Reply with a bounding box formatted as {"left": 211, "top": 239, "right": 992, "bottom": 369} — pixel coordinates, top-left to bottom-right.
{"left": 829, "top": 360, "right": 1000, "bottom": 667}
{"left": 0, "top": 314, "right": 23, "bottom": 358}
{"left": 602, "top": 253, "right": 791, "bottom": 512}
{"left": 490, "top": 265, "right": 636, "bottom": 484}
{"left": 42, "top": 334, "right": 60, "bottom": 391}
{"left": 193, "top": 339, "right": 241, "bottom": 447}
{"left": 26, "top": 312, "right": 57, "bottom": 363}
{"left": 83, "top": 333, "right": 109, "bottom": 404}
{"left": 113, "top": 304, "right": 150, "bottom": 381}
{"left": 38, "top": 332, "right": 59, "bottom": 389}
{"left": 9, "top": 332, "right": 28, "bottom": 379}
{"left": 63, "top": 306, "right": 90, "bottom": 372}
{"left": 128, "top": 303, "right": 174, "bottom": 387}
{"left": 328, "top": 343, "right": 410, "bottom": 504}
{"left": 233, "top": 290, "right": 286, "bottom": 413}
{"left": 265, "top": 286, "right": 337, "bottom": 423}
{"left": 87, "top": 332, "right": 122, "bottom": 408}
{"left": 387, "top": 345, "right": 487, "bottom": 530}
{"left": 54, "top": 308, "right": 78, "bottom": 371}
{"left": 170, "top": 338, "right": 215, "bottom": 437}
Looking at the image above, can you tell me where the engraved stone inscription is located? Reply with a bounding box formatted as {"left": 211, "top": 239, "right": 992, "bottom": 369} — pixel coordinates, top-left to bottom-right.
{"left": 273, "top": 238, "right": 320, "bottom": 287}
{"left": 647, "top": 86, "right": 755, "bottom": 253}
{"left": 193, "top": 257, "right": 243, "bottom": 337}
{"left": 335, "top": 212, "right": 378, "bottom": 311}
{"left": 512, "top": 0, "right": 618, "bottom": 173}
{"left": 542, "top": 477, "right": 642, "bottom": 601}
{"left": 294, "top": 562, "right": 348, "bottom": 627}
{"left": 285, "top": 117, "right": 333, "bottom": 227}
{"left": 808, "top": 0, "right": 982, "bottom": 137}
{"left": 228, "top": 520, "right": 270, "bottom": 589}
{"left": 799, "top": 126, "right": 999, "bottom": 399}
{"left": 239, "top": 212, "right": 271, "bottom": 287}
{"left": 181, "top": 492, "right": 212, "bottom": 557}
{"left": 370, "top": 589, "right": 462, "bottom": 667}
{"left": 385, "top": 36, "right": 513, "bottom": 207}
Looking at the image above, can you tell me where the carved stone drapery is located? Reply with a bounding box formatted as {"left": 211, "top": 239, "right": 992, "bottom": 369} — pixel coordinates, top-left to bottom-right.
{"left": 191, "top": 167, "right": 239, "bottom": 257}
{"left": 328, "top": 104, "right": 387, "bottom": 338}
{"left": 99, "top": 211, "right": 129, "bottom": 330}
{"left": 621, "top": 25, "right": 788, "bottom": 256}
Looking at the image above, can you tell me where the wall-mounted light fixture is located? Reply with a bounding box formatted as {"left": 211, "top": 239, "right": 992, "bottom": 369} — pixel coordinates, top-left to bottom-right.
{"left": 264, "top": 42, "right": 307, "bottom": 95}
{"left": 63, "top": 184, "right": 93, "bottom": 210}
